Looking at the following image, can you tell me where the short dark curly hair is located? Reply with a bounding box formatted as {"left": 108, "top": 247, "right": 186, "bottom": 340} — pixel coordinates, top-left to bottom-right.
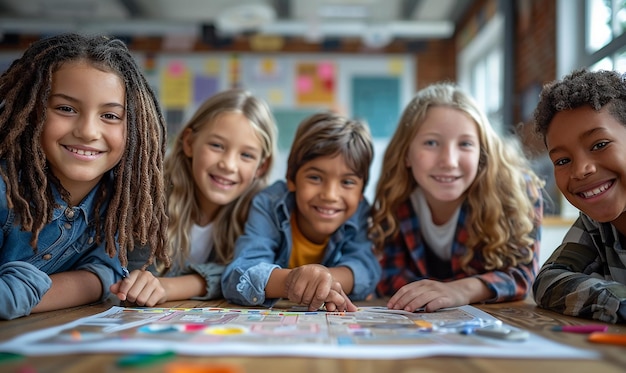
{"left": 533, "top": 68, "right": 626, "bottom": 144}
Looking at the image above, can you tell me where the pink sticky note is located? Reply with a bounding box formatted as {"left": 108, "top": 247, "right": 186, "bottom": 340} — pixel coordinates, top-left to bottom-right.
{"left": 168, "top": 61, "right": 185, "bottom": 77}
{"left": 317, "top": 62, "right": 334, "bottom": 79}
{"left": 297, "top": 76, "right": 313, "bottom": 93}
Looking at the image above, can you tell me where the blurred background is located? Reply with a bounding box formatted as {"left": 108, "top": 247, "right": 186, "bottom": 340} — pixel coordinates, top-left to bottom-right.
{"left": 1, "top": 0, "right": 625, "bottom": 263}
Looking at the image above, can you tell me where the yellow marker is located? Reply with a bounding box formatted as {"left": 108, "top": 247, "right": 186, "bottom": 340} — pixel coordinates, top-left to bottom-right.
{"left": 413, "top": 320, "right": 433, "bottom": 330}
{"left": 205, "top": 326, "right": 246, "bottom": 336}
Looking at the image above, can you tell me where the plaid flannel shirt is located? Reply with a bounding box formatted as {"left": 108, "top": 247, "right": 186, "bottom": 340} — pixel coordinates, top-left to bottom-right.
{"left": 377, "top": 194, "right": 542, "bottom": 303}
{"left": 533, "top": 213, "right": 626, "bottom": 323}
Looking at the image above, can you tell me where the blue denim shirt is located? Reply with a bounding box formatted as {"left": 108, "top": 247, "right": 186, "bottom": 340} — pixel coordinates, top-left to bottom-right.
{"left": 0, "top": 173, "right": 127, "bottom": 320}
{"left": 221, "top": 180, "right": 381, "bottom": 307}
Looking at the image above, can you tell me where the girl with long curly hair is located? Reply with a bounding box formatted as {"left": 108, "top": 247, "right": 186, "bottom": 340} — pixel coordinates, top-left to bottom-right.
{"left": 369, "top": 82, "right": 544, "bottom": 312}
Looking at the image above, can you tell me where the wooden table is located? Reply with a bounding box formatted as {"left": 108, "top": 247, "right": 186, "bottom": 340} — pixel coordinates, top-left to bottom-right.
{"left": 1, "top": 297, "right": 625, "bottom": 373}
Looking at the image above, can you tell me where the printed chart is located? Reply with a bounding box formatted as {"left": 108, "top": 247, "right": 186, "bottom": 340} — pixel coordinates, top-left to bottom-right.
{"left": 0, "top": 306, "right": 598, "bottom": 360}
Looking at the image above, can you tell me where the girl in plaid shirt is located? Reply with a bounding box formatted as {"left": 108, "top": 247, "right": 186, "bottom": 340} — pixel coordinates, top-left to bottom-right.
{"left": 369, "top": 82, "right": 544, "bottom": 313}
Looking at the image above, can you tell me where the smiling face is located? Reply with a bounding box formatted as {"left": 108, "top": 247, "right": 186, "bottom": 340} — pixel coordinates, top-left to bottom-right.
{"left": 547, "top": 106, "right": 626, "bottom": 232}
{"left": 405, "top": 106, "right": 480, "bottom": 217}
{"left": 287, "top": 154, "right": 364, "bottom": 244}
{"left": 183, "top": 111, "right": 266, "bottom": 225}
{"left": 41, "top": 60, "right": 127, "bottom": 205}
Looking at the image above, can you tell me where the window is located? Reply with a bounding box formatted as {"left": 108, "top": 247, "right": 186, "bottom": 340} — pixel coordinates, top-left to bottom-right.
{"left": 471, "top": 48, "right": 503, "bottom": 131}
{"left": 586, "top": 0, "right": 626, "bottom": 72}
{"left": 558, "top": 0, "right": 626, "bottom": 74}
{"left": 556, "top": 0, "right": 626, "bottom": 219}
{"left": 458, "top": 13, "right": 505, "bottom": 134}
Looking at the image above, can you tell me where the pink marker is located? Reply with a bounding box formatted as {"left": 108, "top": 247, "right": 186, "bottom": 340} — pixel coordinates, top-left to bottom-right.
{"left": 551, "top": 324, "right": 608, "bottom": 333}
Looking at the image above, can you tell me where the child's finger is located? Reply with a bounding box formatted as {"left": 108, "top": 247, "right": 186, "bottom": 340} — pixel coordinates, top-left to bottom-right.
{"left": 324, "top": 289, "right": 349, "bottom": 311}
{"left": 117, "top": 276, "right": 140, "bottom": 296}
{"left": 109, "top": 281, "right": 120, "bottom": 294}
{"left": 337, "top": 289, "right": 357, "bottom": 312}
{"left": 323, "top": 301, "right": 337, "bottom": 312}
{"left": 308, "top": 293, "right": 326, "bottom": 311}
{"left": 344, "top": 297, "right": 357, "bottom": 312}
{"left": 109, "top": 281, "right": 127, "bottom": 300}
{"left": 306, "top": 279, "right": 332, "bottom": 310}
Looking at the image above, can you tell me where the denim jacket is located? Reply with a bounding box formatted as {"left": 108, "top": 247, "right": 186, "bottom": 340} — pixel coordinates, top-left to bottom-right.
{"left": 221, "top": 180, "right": 381, "bottom": 307}
{"left": 0, "top": 172, "right": 127, "bottom": 320}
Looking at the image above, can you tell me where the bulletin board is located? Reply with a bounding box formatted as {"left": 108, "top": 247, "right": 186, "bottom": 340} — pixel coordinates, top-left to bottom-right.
{"left": 295, "top": 61, "right": 335, "bottom": 106}
{"left": 273, "top": 108, "right": 320, "bottom": 151}
{"left": 132, "top": 52, "right": 415, "bottom": 145}
{"left": 351, "top": 76, "right": 400, "bottom": 138}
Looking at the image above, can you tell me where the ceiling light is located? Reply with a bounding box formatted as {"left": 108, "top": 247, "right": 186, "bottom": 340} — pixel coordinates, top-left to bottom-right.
{"left": 318, "top": 5, "right": 368, "bottom": 18}
{"left": 216, "top": 4, "right": 276, "bottom": 34}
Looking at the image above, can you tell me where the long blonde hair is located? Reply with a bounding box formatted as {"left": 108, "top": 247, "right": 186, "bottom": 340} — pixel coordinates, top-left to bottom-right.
{"left": 369, "top": 82, "right": 543, "bottom": 271}
{"left": 164, "top": 89, "right": 277, "bottom": 269}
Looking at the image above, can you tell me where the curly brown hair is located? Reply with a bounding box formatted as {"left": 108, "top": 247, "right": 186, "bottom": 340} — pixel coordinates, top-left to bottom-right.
{"left": 533, "top": 69, "right": 626, "bottom": 142}
{"left": 0, "top": 33, "right": 169, "bottom": 268}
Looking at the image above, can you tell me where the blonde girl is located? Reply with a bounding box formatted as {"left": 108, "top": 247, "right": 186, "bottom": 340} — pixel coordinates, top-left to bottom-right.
{"left": 111, "top": 89, "right": 277, "bottom": 305}
{"left": 369, "top": 82, "right": 544, "bottom": 312}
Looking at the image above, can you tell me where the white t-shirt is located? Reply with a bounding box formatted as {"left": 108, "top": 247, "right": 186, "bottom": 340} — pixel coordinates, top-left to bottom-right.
{"left": 410, "top": 188, "right": 460, "bottom": 261}
{"left": 188, "top": 223, "right": 214, "bottom": 264}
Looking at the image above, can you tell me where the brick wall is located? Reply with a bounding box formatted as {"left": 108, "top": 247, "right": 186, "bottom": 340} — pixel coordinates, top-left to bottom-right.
{"left": 414, "top": 39, "right": 457, "bottom": 90}
{"left": 513, "top": 0, "right": 557, "bottom": 125}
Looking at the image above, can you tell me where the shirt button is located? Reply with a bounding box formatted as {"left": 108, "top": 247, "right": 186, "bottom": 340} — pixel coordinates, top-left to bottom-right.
{"left": 252, "top": 297, "right": 258, "bottom": 303}
{"left": 42, "top": 254, "right": 52, "bottom": 260}
{"left": 64, "top": 208, "right": 75, "bottom": 219}
{"left": 64, "top": 223, "right": 72, "bottom": 229}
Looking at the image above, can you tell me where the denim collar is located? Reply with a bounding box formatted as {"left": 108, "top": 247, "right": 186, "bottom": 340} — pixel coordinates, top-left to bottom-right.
{"left": 50, "top": 172, "right": 113, "bottom": 224}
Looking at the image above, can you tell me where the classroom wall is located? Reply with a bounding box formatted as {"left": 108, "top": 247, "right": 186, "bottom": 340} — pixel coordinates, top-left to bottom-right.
{"left": 131, "top": 52, "right": 417, "bottom": 203}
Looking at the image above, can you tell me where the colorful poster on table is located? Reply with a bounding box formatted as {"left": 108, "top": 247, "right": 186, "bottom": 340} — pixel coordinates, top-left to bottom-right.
{"left": 0, "top": 305, "right": 598, "bottom": 360}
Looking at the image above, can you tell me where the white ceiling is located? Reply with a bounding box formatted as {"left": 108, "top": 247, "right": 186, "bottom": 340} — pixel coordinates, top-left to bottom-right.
{"left": 0, "top": 0, "right": 472, "bottom": 40}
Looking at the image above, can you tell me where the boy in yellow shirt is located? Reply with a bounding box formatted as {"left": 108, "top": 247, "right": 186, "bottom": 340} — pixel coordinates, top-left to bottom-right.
{"left": 222, "top": 112, "right": 380, "bottom": 311}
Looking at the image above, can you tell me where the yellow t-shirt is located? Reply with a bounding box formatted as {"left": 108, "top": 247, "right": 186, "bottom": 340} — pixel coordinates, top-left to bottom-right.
{"left": 288, "top": 214, "right": 327, "bottom": 268}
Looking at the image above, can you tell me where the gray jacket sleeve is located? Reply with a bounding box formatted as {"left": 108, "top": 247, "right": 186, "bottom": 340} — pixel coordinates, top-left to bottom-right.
{"left": 187, "top": 262, "right": 226, "bottom": 300}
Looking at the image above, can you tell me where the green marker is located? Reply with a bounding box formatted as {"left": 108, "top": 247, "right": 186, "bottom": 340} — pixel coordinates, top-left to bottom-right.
{"left": 116, "top": 350, "right": 176, "bottom": 367}
{"left": 0, "top": 352, "right": 24, "bottom": 363}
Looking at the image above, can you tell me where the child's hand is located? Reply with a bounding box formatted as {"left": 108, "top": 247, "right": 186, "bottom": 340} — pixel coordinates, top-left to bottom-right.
{"left": 322, "top": 284, "right": 358, "bottom": 312}
{"left": 284, "top": 264, "right": 356, "bottom": 311}
{"left": 387, "top": 279, "right": 470, "bottom": 312}
{"left": 109, "top": 270, "right": 167, "bottom": 307}
{"left": 285, "top": 264, "right": 331, "bottom": 310}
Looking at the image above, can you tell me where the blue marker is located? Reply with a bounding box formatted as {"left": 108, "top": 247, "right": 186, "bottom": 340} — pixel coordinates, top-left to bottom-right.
{"left": 459, "top": 325, "right": 477, "bottom": 335}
